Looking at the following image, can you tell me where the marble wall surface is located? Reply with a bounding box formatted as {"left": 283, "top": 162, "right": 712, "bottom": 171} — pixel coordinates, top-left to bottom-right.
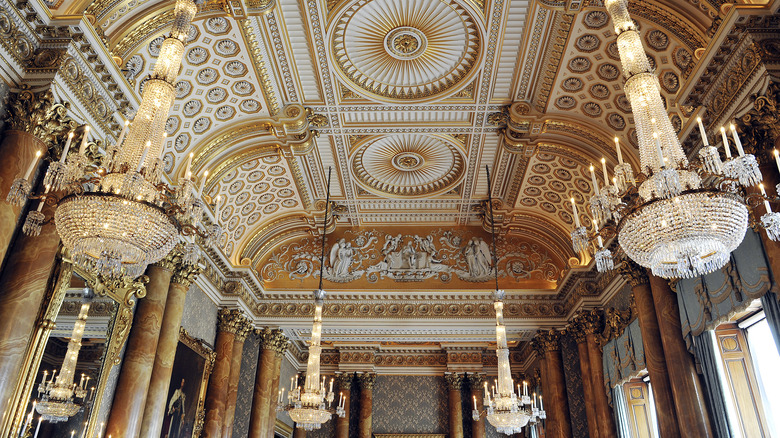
{"left": 373, "top": 375, "right": 448, "bottom": 434}
{"left": 181, "top": 283, "right": 218, "bottom": 346}
{"left": 277, "top": 353, "right": 298, "bottom": 428}
{"left": 233, "top": 331, "right": 261, "bottom": 437}
{"left": 560, "top": 332, "right": 588, "bottom": 438}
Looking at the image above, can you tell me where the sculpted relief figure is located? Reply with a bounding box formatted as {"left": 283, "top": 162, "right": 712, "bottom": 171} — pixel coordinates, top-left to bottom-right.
{"left": 329, "top": 238, "right": 355, "bottom": 277}
{"left": 463, "top": 237, "right": 492, "bottom": 278}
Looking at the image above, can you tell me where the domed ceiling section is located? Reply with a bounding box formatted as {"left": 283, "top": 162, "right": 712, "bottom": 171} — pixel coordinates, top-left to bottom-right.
{"left": 330, "top": 0, "right": 483, "bottom": 102}
{"left": 350, "top": 134, "right": 466, "bottom": 198}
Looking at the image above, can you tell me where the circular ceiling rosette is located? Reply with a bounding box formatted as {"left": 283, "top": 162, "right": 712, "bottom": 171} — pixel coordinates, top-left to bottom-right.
{"left": 351, "top": 134, "right": 465, "bottom": 197}
{"left": 330, "top": 0, "right": 483, "bottom": 102}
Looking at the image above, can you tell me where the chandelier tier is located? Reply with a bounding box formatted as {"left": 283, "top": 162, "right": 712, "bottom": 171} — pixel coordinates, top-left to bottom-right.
{"left": 278, "top": 168, "right": 345, "bottom": 431}
{"left": 7, "top": 0, "right": 215, "bottom": 279}
{"left": 473, "top": 167, "right": 544, "bottom": 434}
{"left": 567, "top": 0, "right": 780, "bottom": 279}
{"left": 36, "top": 297, "right": 92, "bottom": 422}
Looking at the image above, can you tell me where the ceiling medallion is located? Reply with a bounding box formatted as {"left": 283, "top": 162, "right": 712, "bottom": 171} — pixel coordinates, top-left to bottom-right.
{"left": 351, "top": 134, "right": 465, "bottom": 198}
{"left": 330, "top": 0, "right": 483, "bottom": 102}
{"left": 385, "top": 27, "right": 427, "bottom": 59}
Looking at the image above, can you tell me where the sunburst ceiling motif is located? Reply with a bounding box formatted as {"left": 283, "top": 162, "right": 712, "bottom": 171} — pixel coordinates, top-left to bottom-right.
{"left": 330, "top": 0, "right": 482, "bottom": 102}
{"left": 351, "top": 134, "right": 465, "bottom": 198}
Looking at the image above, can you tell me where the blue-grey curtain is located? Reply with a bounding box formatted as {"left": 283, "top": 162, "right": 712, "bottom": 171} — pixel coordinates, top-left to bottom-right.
{"left": 692, "top": 332, "right": 733, "bottom": 438}
{"left": 601, "top": 319, "right": 645, "bottom": 403}
{"left": 761, "top": 292, "right": 780, "bottom": 356}
{"left": 676, "top": 230, "right": 773, "bottom": 351}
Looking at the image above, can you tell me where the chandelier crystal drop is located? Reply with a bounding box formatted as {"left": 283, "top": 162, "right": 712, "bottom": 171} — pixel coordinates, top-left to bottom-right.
{"left": 36, "top": 299, "right": 92, "bottom": 422}
{"left": 567, "top": 0, "right": 777, "bottom": 279}
{"left": 475, "top": 290, "right": 544, "bottom": 434}
{"left": 6, "top": 0, "right": 218, "bottom": 279}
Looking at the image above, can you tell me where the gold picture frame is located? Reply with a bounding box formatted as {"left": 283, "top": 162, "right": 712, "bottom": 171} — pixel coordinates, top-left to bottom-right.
{"left": 160, "top": 327, "right": 216, "bottom": 438}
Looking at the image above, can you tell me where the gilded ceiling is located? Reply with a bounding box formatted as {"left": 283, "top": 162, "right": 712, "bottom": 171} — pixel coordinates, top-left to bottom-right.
{"left": 30, "top": 0, "right": 725, "bottom": 341}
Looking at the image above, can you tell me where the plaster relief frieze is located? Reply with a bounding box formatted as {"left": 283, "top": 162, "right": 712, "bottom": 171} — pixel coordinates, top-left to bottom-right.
{"left": 259, "top": 228, "right": 562, "bottom": 290}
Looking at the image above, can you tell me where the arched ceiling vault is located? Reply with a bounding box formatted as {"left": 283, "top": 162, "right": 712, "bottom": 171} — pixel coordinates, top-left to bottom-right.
{"left": 63, "top": 0, "right": 724, "bottom": 308}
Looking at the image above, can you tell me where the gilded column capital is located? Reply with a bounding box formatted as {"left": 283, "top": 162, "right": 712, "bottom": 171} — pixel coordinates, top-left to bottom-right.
{"left": 257, "top": 327, "right": 289, "bottom": 354}
{"left": 738, "top": 81, "right": 780, "bottom": 159}
{"left": 3, "top": 87, "right": 81, "bottom": 160}
{"left": 532, "top": 328, "right": 563, "bottom": 353}
{"left": 572, "top": 309, "right": 604, "bottom": 338}
{"left": 171, "top": 263, "right": 201, "bottom": 289}
{"left": 618, "top": 259, "right": 649, "bottom": 287}
{"left": 154, "top": 245, "right": 184, "bottom": 273}
{"left": 601, "top": 307, "right": 633, "bottom": 343}
{"left": 445, "top": 373, "right": 464, "bottom": 390}
{"left": 217, "top": 308, "right": 246, "bottom": 334}
{"left": 234, "top": 318, "right": 253, "bottom": 343}
{"left": 467, "top": 373, "right": 485, "bottom": 389}
{"left": 336, "top": 372, "right": 354, "bottom": 391}
{"left": 358, "top": 372, "right": 376, "bottom": 391}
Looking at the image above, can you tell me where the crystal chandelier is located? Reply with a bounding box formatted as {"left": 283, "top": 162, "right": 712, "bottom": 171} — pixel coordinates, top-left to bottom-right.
{"left": 278, "top": 168, "right": 344, "bottom": 431}
{"left": 568, "top": 0, "right": 780, "bottom": 279}
{"left": 6, "top": 0, "right": 216, "bottom": 279}
{"left": 36, "top": 298, "right": 92, "bottom": 422}
{"left": 472, "top": 167, "right": 544, "bottom": 434}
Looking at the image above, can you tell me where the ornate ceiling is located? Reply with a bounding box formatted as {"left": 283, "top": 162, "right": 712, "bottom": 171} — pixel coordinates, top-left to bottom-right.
{"left": 32, "top": 0, "right": 725, "bottom": 346}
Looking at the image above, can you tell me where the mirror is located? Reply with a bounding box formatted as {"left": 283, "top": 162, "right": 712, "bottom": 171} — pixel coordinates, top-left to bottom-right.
{"left": 6, "top": 254, "right": 146, "bottom": 438}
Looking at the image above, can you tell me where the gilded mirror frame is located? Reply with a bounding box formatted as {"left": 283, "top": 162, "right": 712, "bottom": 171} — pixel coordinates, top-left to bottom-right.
{"left": 2, "top": 250, "right": 147, "bottom": 438}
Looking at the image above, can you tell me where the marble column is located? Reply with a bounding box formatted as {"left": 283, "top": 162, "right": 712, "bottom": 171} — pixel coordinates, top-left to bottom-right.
{"left": 648, "top": 274, "right": 713, "bottom": 438}
{"left": 203, "top": 309, "right": 245, "bottom": 438}
{"left": 139, "top": 257, "right": 201, "bottom": 438}
{"left": 0, "top": 199, "right": 61, "bottom": 418}
{"left": 532, "top": 329, "right": 571, "bottom": 438}
{"left": 247, "top": 329, "right": 289, "bottom": 438}
{"left": 293, "top": 425, "right": 306, "bottom": 438}
{"left": 445, "top": 373, "right": 464, "bottom": 438}
{"left": 619, "top": 261, "right": 680, "bottom": 437}
{"left": 105, "top": 258, "right": 177, "bottom": 438}
{"left": 223, "top": 318, "right": 252, "bottom": 438}
{"left": 0, "top": 89, "right": 75, "bottom": 267}
{"left": 357, "top": 373, "right": 376, "bottom": 438}
{"left": 468, "top": 373, "right": 485, "bottom": 438}
{"left": 577, "top": 310, "right": 618, "bottom": 438}
{"left": 335, "top": 373, "right": 353, "bottom": 438}
{"left": 570, "top": 319, "right": 601, "bottom": 438}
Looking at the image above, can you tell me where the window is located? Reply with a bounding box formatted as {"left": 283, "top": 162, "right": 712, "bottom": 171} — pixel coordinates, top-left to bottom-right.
{"left": 742, "top": 315, "right": 780, "bottom": 437}
{"left": 710, "top": 313, "right": 780, "bottom": 437}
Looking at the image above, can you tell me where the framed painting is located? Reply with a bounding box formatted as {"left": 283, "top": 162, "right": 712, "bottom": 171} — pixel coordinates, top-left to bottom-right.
{"left": 160, "top": 328, "right": 215, "bottom": 438}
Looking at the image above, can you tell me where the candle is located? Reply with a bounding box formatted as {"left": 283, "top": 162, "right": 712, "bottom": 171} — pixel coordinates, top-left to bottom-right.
{"left": 533, "top": 393, "right": 537, "bottom": 409}
{"left": 200, "top": 170, "right": 209, "bottom": 194}
{"left": 78, "top": 126, "right": 90, "bottom": 155}
{"left": 484, "top": 381, "right": 488, "bottom": 398}
{"left": 60, "top": 132, "right": 74, "bottom": 164}
{"left": 329, "top": 378, "right": 334, "bottom": 393}
{"left": 720, "top": 127, "right": 732, "bottom": 158}
{"left": 653, "top": 132, "right": 665, "bottom": 167}
{"left": 589, "top": 165, "right": 600, "bottom": 195}
{"left": 291, "top": 376, "right": 295, "bottom": 391}
{"left": 24, "top": 151, "right": 42, "bottom": 180}
{"left": 775, "top": 150, "right": 780, "bottom": 173}
{"left": 116, "top": 120, "right": 130, "bottom": 147}
{"left": 601, "top": 157, "right": 609, "bottom": 185}
{"left": 760, "top": 184, "right": 772, "bottom": 213}
{"left": 71, "top": 430, "right": 75, "bottom": 438}
{"left": 730, "top": 124, "right": 745, "bottom": 156}
{"left": 697, "top": 117, "right": 709, "bottom": 146}
{"left": 33, "top": 417, "right": 41, "bottom": 438}
{"left": 185, "top": 152, "right": 193, "bottom": 179}
{"left": 473, "top": 395, "right": 477, "bottom": 410}
{"left": 79, "top": 374, "right": 85, "bottom": 388}
{"left": 523, "top": 381, "right": 528, "bottom": 396}
{"left": 614, "top": 137, "right": 624, "bottom": 164}
{"left": 539, "top": 395, "right": 544, "bottom": 410}
{"left": 136, "top": 141, "right": 151, "bottom": 172}
{"left": 89, "top": 386, "right": 95, "bottom": 400}
{"left": 571, "top": 198, "right": 581, "bottom": 228}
